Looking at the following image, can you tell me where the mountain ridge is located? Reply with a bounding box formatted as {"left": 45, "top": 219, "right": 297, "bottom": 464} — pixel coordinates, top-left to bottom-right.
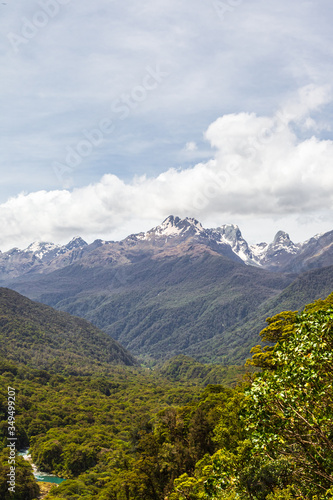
{"left": 0, "top": 216, "right": 330, "bottom": 278}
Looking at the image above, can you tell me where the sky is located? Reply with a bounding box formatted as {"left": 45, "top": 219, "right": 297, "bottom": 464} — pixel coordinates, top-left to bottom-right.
{"left": 1, "top": 0, "right": 333, "bottom": 251}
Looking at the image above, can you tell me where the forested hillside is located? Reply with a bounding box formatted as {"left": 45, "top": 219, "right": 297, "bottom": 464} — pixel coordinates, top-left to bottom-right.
{"left": 1, "top": 292, "right": 333, "bottom": 499}
{"left": 0, "top": 287, "right": 136, "bottom": 372}
{"left": 201, "top": 263, "right": 333, "bottom": 364}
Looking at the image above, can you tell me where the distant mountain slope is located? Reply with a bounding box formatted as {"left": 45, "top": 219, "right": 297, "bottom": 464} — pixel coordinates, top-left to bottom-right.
{"left": 5, "top": 243, "right": 293, "bottom": 362}
{"left": 282, "top": 230, "right": 333, "bottom": 273}
{"left": 0, "top": 288, "right": 137, "bottom": 371}
{"left": 254, "top": 263, "right": 333, "bottom": 317}
{"left": 201, "top": 264, "right": 333, "bottom": 364}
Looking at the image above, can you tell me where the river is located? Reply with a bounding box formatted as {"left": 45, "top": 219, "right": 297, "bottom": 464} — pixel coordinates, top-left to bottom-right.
{"left": 19, "top": 449, "right": 66, "bottom": 484}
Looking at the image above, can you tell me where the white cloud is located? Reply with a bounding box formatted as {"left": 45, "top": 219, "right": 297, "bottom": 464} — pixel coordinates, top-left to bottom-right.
{"left": 0, "top": 85, "right": 333, "bottom": 250}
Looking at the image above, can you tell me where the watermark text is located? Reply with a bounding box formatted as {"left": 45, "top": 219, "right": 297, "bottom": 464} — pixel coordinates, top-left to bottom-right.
{"left": 7, "top": 387, "right": 16, "bottom": 493}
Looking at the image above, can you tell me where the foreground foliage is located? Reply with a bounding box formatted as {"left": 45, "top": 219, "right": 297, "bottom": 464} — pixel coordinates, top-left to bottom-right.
{"left": 168, "top": 293, "right": 333, "bottom": 500}
{"left": 246, "top": 295, "right": 333, "bottom": 497}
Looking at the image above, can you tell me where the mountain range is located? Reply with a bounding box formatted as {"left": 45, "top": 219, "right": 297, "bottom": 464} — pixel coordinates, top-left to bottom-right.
{"left": 1, "top": 216, "right": 333, "bottom": 364}
{"left": 0, "top": 216, "right": 332, "bottom": 276}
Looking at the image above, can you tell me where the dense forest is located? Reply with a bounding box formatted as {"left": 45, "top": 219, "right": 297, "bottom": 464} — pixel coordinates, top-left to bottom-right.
{"left": 1, "top": 293, "right": 333, "bottom": 498}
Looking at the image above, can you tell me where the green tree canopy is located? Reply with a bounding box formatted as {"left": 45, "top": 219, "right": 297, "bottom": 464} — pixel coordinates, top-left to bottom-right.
{"left": 246, "top": 303, "right": 333, "bottom": 497}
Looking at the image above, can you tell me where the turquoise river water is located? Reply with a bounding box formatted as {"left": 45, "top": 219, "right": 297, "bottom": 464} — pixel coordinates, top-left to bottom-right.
{"left": 18, "top": 449, "right": 66, "bottom": 484}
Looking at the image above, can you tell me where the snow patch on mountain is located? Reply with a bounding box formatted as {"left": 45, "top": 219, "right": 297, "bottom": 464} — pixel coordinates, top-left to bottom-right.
{"left": 250, "top": 242, "right": 269, "bottom": 259}
{"left": 22, "top": 237, "right": 88, "bottom": 261}
{"left": 209, "top": 224, "right": 259, "bottom": 265}
{"left": 144, "top": 216, "right": 205, "bottom": 240}
{"left": 301, "top": 232, "right": 326, "bottom": 247}
{"left": 24, "top": 242, "right": 62, "bottom": 260}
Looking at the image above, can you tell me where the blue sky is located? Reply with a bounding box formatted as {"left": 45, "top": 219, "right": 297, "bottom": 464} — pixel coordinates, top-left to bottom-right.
{"left": 1, "top": 0, "right": 333, "bottom": 250}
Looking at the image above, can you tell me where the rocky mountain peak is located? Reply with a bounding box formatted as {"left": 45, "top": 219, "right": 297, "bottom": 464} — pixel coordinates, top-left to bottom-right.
{"left": 273, "top": 230, "right": 293, "bottom": 246}
{"left": 254, "top": 229, "right": 300, "bottom": 269}
{"left": 210, "top": 224, "right": 255, "bottom": 264}
{"left": 146, "top": 215, "right": 205, "bottom": 239}
{"left": 65, "top": 237, "right": 88, "bottom": 251}
{"left": 269, "top": 231, "right": 298, "bottom": 254}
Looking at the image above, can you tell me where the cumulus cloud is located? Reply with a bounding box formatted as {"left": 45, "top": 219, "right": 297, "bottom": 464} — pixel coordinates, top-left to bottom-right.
{"left": 0, "top": 85, "right": 333, "bottom": 250}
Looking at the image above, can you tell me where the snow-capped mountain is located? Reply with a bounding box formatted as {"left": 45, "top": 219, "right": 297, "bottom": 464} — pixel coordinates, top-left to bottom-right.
{"left": 128, "top": 216, "right": 299, "bottom": 268}
{"left": 126, "top": 216, "right": 333, "bottom": 272}
{"left": 19, "top": 236, "right": 88, "bottom": 262}
{"left": 282, "top": 230, "right": 333, "bottom": 272}
{"left": 128, "top": 215, "right": 205, "bottom": 243}
{"left": 1, "top": 215, "right": 333, "bottom": 364}
{"left": 125, "top": 216, "right": 249, "bottom": 263}
{"left": 0, "top": 236, "right": 90, "bottom": 280}
{"left": 65, "top": 236, "right": 88, "bottom": 252}
{"left": 0, "top": 216, "right": 332, "bottom": 281}
{"left": 208, "top": 224, "right": 256, "bottom": 265}
{"left": 147, "top": 215, "right": 204, "bottom": 239}
{"left": 23, "top": 241, "right": 61, "bottom": 260}
{"left": 22, "top": 236, "right": 88, "bottom": 261}
{"left": 248, "top": 231, "right": 301, "bottom": 270}
{"left": 23, "top": 236, "right": 88, "bottom": 262}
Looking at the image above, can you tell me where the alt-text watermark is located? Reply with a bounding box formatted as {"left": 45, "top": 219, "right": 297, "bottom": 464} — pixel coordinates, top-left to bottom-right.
{"left": 53, "top": 64, "right": 169, "bottom": 186}
{"left": 212, "top": 0, "right": 243, "bottom": 21}
{"left": 7, "top": 0, "right": 72, "bottom": 52}
{"left": 7, "top": 387, "right": 16, "bottom": 493}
